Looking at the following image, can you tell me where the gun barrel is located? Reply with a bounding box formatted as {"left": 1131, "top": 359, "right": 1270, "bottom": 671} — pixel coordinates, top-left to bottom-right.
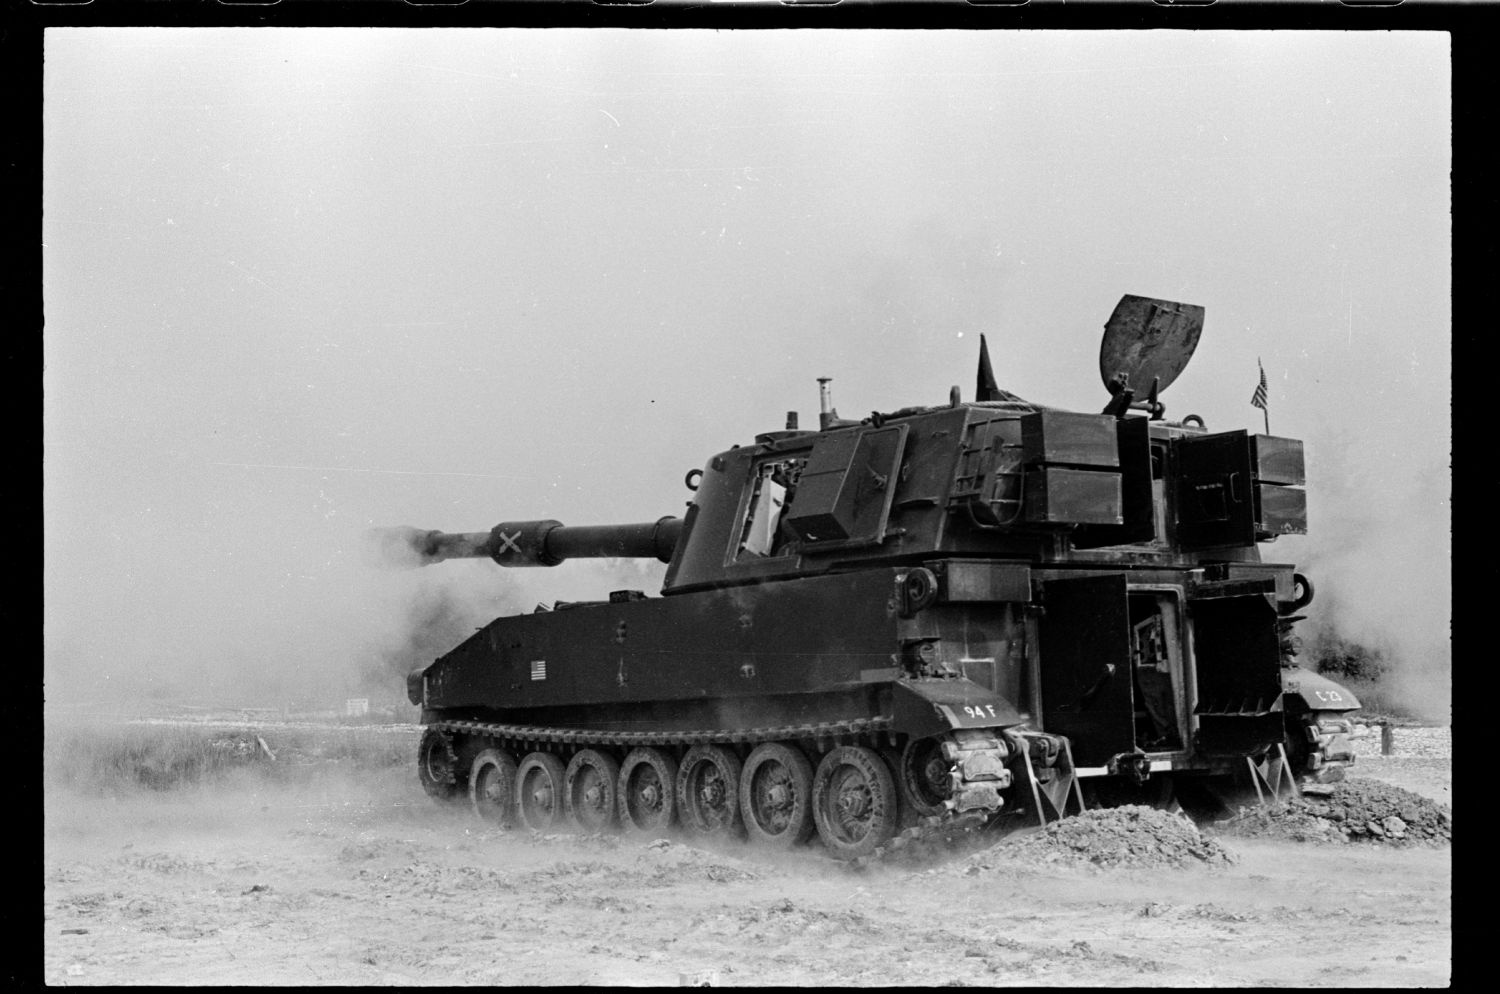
{"left": 367, "top": 517, "right": 683, "bottom": 569}
{"left": 544, "top": 520, "right": 683, "bottom": 563}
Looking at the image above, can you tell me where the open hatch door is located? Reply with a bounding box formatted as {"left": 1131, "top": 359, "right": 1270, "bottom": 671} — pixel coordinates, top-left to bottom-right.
{"left": 1037, "top": 574, "right": 1134, "bottom": 766}
{"left": 1174, "top": 430, "right": 1257, "bottom": 550}
{"left": 1190, "top": 582, "right": 1285, "bottom": 756}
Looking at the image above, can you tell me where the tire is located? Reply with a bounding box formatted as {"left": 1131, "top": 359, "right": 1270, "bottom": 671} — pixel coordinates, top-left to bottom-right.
{"left": 469, "top": 748, "right": 519, "bottom": 827}
{"left": 676, "top": 744, "right": 743, "bottom": 838}
{"left": 812, "top": 746, "right": 898, "bottom": 860}
{"left": 564, "top": 749, "right": 621, "bottom": 833}
{"left": 617, "top": 747, "right": 679, "bottom": 834}
{"left": 739, "top": 742, "right": 815, "bottom": 848}
{"left": 515, "top": 752, "right": 568, "bottom": 832}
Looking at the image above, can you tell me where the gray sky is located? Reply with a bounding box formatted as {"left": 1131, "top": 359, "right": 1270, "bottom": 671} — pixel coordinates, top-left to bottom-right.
{"left": 43, "top": 29, "right": 1451, "bottom": 711}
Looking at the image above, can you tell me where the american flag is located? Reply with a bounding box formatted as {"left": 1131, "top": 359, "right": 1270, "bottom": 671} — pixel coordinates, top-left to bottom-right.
{"left": 1251, "top": 359, "right": 1269, "bottom": 410}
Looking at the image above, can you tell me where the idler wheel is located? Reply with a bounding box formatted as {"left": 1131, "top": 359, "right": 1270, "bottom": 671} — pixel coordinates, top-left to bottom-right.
{"left": 516, "top": 752, "right": 568, "bottom": 832}
{"left": 739, "top": 742, "right": 815, "bottom": 848}
{"left": 812, "top": 746, "right": 898, "bottom": 860}
{"left": 617, "top": 747, "right": 679, "bottom": 834}
{"left": 468, "top": 748, "right": 519, "bottom": 827}
{"left": 417, "top": 728, "right": 462, "bottom": 802}
{"left": 676, "top": 744, "right": 744, "bottom": 838}
{"left": 564, "top": 749, "right": 621, "bottom": 833}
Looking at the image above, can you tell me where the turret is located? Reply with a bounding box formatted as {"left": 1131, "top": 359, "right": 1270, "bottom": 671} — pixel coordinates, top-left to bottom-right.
{"left": 369, "top": 295, "right": 1306, "bottom": 601}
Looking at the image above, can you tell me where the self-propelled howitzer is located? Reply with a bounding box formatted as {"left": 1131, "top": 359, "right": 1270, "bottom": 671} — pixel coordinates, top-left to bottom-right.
{"left": 380, "top": 294, "right": 1357, "bottom": 859}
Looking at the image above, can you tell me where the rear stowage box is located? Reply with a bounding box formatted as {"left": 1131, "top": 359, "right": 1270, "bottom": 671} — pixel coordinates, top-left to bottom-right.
{"left": 1251, "top": 435, "right": 1305, "bottom": 486}
{"left": 1022, "top": 467, "right": 1123, "bottom": 525}
{"left": 1255, "top": 483, "right": 1307, "bottom": 536}
{"left": 1251, "top": 435, "right": 1306, "bottom": 537}
{"left": 1021, "top": 411, "right": 1119, "bottom": 468}
{"left": 1020, "top": 412, "right": 1122, "bottom": 526}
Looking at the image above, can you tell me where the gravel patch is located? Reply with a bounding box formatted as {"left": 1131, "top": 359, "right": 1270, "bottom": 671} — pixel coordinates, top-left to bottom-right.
{"left": 954, "top": 805, "right": 1237, "bottom": 873}
{"left": 1347, "top": 723, "right": 1452, "bottom": 761}
{"left": 1219, "top": 777, "right": 1451, "bottom": 847}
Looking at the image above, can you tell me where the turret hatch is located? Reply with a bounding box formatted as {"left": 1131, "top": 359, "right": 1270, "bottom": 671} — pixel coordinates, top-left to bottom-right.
{"left": 784, "top": 424, "right": 908, "bottom": 551}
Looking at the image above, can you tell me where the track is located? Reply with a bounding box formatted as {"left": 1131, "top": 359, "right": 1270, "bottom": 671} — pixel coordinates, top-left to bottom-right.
{"left": 420, "top": 716, "right": 1013, "bottom": 866}
{"left": 427, "top": 715, "right": 894, "bottom": 752}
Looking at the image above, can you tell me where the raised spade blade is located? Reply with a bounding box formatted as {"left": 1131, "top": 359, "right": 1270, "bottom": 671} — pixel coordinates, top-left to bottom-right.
{"left": 1098, "top": 295, "right": 1204, "bottom": 396}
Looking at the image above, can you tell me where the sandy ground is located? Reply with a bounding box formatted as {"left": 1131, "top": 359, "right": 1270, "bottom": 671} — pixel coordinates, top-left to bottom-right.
{"left": 43, "top": 730, "right": 1451, "bottom": 987}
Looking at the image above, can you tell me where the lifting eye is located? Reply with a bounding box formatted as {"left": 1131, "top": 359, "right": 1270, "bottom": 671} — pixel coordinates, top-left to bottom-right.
{"left": 684, "top": 468, "right": 703, "bottom": 492}
{"left": 1286, "top": 572, "right": 1315, "bottom": 612}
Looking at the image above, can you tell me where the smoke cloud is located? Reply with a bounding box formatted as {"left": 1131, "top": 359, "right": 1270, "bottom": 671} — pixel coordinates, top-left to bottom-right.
{"left": 41, "top": 490, "right": 682, "bottom": 714}
{"left": 1291, "top": 423, "right": 1451, "bottom": 723}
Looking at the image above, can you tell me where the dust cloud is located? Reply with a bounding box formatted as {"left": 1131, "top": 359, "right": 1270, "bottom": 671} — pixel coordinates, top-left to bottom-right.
{"left": 44, "top": 745, "right": 1453, "bottom": 987}
{"left": 44, "top": 510, "right": 507, "bottom": 712}
{"left": 1291, "top": 422, "right": 1451, "bottom": 723}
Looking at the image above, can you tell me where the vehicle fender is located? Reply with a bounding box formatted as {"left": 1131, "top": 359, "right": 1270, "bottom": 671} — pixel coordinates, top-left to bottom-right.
{"left": 406, "top": 663, "right": 431, "bottom": 706}
{"left": 891, "top": 678, "right": 1026, "bottom": 740}
{"left": 1280, "top": 667, "right": 1361, "bottom": 712}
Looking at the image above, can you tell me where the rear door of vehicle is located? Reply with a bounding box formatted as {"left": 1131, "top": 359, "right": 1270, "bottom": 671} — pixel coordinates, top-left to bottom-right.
{"left": 1037, "top": 574, "right": 1133, "bottom": 766}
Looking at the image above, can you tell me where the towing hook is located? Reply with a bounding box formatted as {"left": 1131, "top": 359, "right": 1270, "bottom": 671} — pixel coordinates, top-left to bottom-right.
{"left": 1108, "top": 751, "right": 1152, "bottom": 786}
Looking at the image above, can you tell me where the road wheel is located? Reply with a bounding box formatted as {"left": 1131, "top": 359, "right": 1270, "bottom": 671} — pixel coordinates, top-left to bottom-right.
{"left": 1282, "top": 701, "right": 1315, "bottom": 776}
{"left": 417, "top": 728, "right": 462, "bottom": 802}
{"left": 897, "top": 736, "right": 952, "bottom": 819}
{"left": 676, "top": 744, "right": 743, "bottom": 838}
{"left": 564, "top": 749, "right": 621, "bottom": 833}
{"left": 516, "top": 752, "right": 567, "bottom": 832}
{"left": 812, "top": 746, "right": 898, "bottom": 860}
{"left": 469, "top": 748, "right": 519, "bottom": 827}
{"left": 739, "top": 742, "right": 815, "bottom": 848}
{"left": 618, "top": 748, "right": 679, "bottom": 834}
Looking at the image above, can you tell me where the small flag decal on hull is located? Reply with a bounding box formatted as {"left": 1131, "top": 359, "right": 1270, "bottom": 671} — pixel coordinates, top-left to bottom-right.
{"left": 531, "top": 660, "right": 547, "bottom": 681}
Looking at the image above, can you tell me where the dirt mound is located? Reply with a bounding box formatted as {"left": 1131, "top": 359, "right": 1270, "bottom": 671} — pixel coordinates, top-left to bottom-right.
{"left": 956, "top": 805, "right": 1237, "bottom": 873}
{"left": 1220, "top": 777, "right": 1451, "bottom": 846}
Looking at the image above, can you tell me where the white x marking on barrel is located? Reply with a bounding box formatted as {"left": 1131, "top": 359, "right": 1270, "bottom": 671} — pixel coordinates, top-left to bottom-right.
{"left": 495, "top": 530, "right": 522, "bottom": 555}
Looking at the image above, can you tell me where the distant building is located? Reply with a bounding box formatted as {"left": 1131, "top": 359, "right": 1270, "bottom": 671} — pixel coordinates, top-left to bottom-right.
{"left": 344, "top": 698, "right": 370, "bottom": 717}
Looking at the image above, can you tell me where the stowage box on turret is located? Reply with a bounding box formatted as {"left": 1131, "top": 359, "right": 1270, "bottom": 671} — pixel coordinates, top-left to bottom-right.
{"left": 371, "top": 295, "right": 1357, "bottom": 859}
